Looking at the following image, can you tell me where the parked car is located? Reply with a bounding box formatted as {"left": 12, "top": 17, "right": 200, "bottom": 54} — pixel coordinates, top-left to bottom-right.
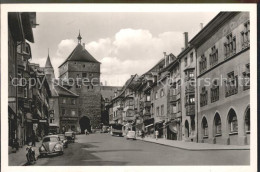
{"left": 57, "top": 134, "right": 68, "bottom": 148}
{"left": 101, "top": 126, "right": 110, "bottom": 133}
{"left": 65, "top": 132, "right": 75, "bottom": 143}
{"left": 126, "top": 131, "right": 136, "bottom": 140}
{"left": 39, "top": 135, "right": 64, "bottom": 157}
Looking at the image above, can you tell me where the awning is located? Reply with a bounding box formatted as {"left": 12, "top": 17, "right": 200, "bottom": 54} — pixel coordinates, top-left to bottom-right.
{"left": 49, "top": 123, "right": 59, "bottom": 127}
{"left": 168, "top": 121, "right": 178, "bottom": 133}
{"left": 155, "top": 120, "right": 165, "bottom": 124}
{"left": 143, "top": 118, "right": 154, "bottom": 126}
{"left": 145, "top": 123, "right": 154, "bottom": 128}
{"left": 37, "top": 109, "right": 42, "bottom": 117}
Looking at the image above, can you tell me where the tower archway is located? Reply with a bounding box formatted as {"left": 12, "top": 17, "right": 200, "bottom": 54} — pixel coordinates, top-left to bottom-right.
{"left": 79, "top": 116, "right": 91, "bottom": 133}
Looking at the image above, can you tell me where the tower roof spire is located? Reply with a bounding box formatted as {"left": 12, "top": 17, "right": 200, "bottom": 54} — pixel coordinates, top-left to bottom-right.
{"left": 45, "top": 48, "right": 53, "bottom": 68}
{"left": 77, "top": 30, "right": 82, "bottom": 44}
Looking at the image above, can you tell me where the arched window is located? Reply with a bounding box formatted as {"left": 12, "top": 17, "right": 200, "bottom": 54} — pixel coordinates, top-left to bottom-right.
{"left": 214, "top": 113, "right": 221, "bottom": 135}
{"left": 228, "top": 109, "right": 238, "bottom": 133}
{"left": 245, "top": 107, "right": 250, "bottom": 132}
{"left": 202, "top": 117, "right": 208, "bottom": 137}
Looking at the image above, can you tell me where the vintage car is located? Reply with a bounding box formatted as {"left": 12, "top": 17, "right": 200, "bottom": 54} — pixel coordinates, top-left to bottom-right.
{"left": 39, "top": 135, "right": 64, "bottom": 156}
{"left": 65, "top": 132, "right": 75, "bottom": 143}
{"left": 126, "top": 131, "right": 136, "bottom": 140}
{"left": 57, "top": 134, "right": 68, "bottom": 148}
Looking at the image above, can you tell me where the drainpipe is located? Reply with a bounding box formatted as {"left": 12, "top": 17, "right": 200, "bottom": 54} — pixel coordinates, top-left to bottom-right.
{"left": 195, "top": 49, "right": 199, "bottom": 143}
{"left": 178, "top": 57, "right": 182, "bottom": 141}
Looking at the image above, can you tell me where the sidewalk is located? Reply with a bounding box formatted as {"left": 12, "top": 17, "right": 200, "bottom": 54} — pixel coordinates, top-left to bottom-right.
{"left": 136, "top": 137, "right": 250, "bottom": 151}
{"left": 9, "top": 142, "right": 41, "bottom": 166}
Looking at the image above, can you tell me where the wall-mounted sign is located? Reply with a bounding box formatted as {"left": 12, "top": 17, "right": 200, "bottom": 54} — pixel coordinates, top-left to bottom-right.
{"left": 39, "top": 119, "right": 47, "bottom": 123}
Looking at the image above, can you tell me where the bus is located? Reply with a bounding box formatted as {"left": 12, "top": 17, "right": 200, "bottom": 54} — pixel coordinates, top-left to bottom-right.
{"left": 110, "top": 124, "right": 123, "bottom": 137}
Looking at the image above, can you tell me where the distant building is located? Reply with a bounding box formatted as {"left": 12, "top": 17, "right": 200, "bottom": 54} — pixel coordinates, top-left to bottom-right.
{"left": 58, "top": 32, "right": 102, "bottom": 131}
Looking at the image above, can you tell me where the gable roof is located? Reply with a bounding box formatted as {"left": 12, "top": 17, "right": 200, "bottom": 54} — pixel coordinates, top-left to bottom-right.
{"left": 54, "top": 85, "right": 79, "bottom": 97}
{"left": 58, "top": 43, "right": 100, "bottom": 68}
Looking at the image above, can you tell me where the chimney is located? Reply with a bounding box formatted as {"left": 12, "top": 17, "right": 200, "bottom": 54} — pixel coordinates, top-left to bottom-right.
{"left": 183, "top": 32, "right": 188, "bottom": 49}
{"left": 200, "top": 23, "right": 204, "bottom": 30}
{"left": 83, "top": 43, "right": 85, "bottom": 49}
{"left": 163, "top": 52, "right": 168, "bottom": 67}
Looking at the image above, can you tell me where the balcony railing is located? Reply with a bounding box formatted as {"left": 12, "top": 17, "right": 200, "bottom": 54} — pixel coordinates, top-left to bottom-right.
{"left": 170, "top": 111, "right": 181, "bottom": 119}
{"left": 186, "top": 103, "right": 195, "bottom": 116}
{"left": 185, "top": 84, "right": 195, "bottom": 93}
{"left": 17, "top": 54, "right": 27, "bottom": 70}
{"left": 170, "top": 95, "right": 177, "bottom": 102}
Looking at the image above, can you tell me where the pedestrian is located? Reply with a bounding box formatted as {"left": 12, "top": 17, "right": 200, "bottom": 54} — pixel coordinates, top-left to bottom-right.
{"left": 31, "top": 132, "right": 36, "bottom": 147}
{"left": 141, "top": 130, "right": 145, "bottom": 139}
{"left": 155, "top": 130, "right": 159, "bottom": 140}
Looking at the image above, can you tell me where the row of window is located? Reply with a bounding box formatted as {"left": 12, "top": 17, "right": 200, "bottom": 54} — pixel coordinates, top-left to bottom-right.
{"left": 77, "top": 72, "right": 94, "bottom": 78}
{"left": 62, "top": 98, "right": 76, "bottom": 105}
{"left": 200, "top": 65, "right": 250, "bottom": 107}
{"left": 199, "top": 20, "right": 250, "bottom": 75}
{"left": 155, "top": 89, "right": 165, "bottom": 99}
{"left": 201, "top": 107, "right": 250, "bottom": 138}
{"left": 184, "top": 52, "right": 194, "bottom": 67}
{"left": 61, "top": 108, "right": 77, "bottom": 116}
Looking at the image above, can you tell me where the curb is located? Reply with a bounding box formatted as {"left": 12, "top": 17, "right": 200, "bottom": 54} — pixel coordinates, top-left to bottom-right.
{"left": 136, "top": 138, "right": 250, "bottom": 151}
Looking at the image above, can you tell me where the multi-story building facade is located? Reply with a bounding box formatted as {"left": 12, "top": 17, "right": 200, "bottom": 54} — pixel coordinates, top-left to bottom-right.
{"left": 191, "top": 12, "right": 250, "bottom": 145}
{"left": 112, "top": 12, "right": 250, "bottom": 146}
{"left": 8, "top": 12, "right": 39, "bottom": 147}
{"left": 44, "top": 53, "right": 60, "bottom": 134}
{"left": 179, "top": 32, "right": 197, "bottom": 142}
{"left": 163, "top": 53, "right": 181, "bottom": 140}
{"left": 29, "top": 63, "right": 52, "bottom": 139}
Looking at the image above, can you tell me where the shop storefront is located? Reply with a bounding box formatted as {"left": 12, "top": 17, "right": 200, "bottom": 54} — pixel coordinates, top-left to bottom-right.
{"left": 154, "top": 120, "right": 165, "bottom": 138}
{"left": 144, "top": 118, "right": 154, "bottom": 136}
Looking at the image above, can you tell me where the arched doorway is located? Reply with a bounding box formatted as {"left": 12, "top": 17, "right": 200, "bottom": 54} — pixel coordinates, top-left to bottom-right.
{"left": 79, "top": 116, "right": 91, "bottom": 134}
{"left": 202, "top": 117, "right": 208, "bottom": 138}
{"left": 185, "top": 120, "right": 189, "bottom": 138}
{"left": 245, "top": 107, "right": 250, "bottom": 132}
{"left": 227, "top": 108, "right": 238, "bottom": 133}
{"left": 213, "top": 113, "right": 222, "bottom": 136}
{"left": 244, "top": 106, "right": 250, "bottom": 144}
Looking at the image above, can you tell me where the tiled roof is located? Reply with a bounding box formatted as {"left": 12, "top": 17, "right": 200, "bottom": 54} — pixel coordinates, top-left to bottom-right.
{"left": 58, "top": 43, "right": 100, "bottom": 68}
{"left": 54, "top": 85, "right": 79, "bottom": 97}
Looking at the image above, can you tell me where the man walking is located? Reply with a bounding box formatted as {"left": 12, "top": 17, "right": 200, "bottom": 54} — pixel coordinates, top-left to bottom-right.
{"left": 31, "top": 132, "right": 36, "bottom": 147}
{"left": 155, "top": 130, "right": 159, "bottom": 140}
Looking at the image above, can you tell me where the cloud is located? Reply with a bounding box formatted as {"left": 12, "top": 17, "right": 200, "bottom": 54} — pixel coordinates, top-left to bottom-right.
{"left": 56, "top": 39, "right": 77, "bottom": 58}
{"left": 32, "top": 29, "right": 184, "bottom": 86}
{"left": 86, "top": 28, "right": 183, "bottom": 86}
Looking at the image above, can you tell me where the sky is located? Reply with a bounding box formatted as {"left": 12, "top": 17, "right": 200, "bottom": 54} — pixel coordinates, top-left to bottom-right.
{"left": 30, "top": 12, "right": 218, "bottom": 86}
